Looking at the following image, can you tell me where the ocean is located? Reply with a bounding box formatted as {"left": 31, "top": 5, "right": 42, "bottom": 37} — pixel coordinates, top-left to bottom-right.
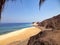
{"left": 0, "top": 23, "right": 32, "bottom": 35}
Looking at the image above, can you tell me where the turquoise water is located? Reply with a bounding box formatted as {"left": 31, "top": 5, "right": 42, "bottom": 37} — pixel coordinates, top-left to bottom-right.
{"left": 0, "top": 23, "right": 32, "bottom": 35}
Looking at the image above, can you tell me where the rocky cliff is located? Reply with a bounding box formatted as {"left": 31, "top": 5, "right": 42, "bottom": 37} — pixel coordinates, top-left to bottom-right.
{"left": 38, "top": 14, "right": 60, "bottom": 30}
{"left": 27, "top": 14, "right": 60, "bottom": 45}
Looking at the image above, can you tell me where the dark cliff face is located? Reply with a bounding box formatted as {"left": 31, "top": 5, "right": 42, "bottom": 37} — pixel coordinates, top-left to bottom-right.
{"left": 27, "top": 30, "right": 60, "bottom": 45}
{"left": 27, "top": 14, "right": 60, "bottom": 45}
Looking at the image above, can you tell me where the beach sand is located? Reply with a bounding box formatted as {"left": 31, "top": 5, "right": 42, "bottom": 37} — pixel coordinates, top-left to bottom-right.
{"left": 0, "top": 27, "right": 41, "bottom": 45}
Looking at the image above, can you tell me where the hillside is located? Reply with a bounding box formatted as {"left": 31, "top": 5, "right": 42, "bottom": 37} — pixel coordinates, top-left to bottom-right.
{"left": 27, "top": 14, "right": 60, "bottom": 45}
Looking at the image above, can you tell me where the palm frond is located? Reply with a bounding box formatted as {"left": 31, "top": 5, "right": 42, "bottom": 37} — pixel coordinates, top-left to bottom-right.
{"left": 39, "top": 0, "right": 45, "bottom": 9}
{"left": 0, "top": 0, "right": 45, "bottom": 20}
{"left": 0, "top": 0, "right": 15, "bottom": 20}
{"left": 0, "top": 0, "right": 6, "bottom": 20}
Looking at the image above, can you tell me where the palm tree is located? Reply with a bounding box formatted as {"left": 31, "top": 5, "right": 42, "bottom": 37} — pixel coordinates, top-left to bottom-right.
{"left": 0, "top": 0, "right": 45, "bottom": 20}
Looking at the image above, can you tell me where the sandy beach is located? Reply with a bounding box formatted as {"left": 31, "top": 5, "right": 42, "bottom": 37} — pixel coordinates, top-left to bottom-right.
{"left": 0, "top": 27, "right": 41, "bottom": 45}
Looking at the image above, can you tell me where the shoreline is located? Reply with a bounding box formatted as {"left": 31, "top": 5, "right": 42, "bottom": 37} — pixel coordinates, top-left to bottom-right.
{"left": 0, "top": 27, "right": 41, "bottom": 45}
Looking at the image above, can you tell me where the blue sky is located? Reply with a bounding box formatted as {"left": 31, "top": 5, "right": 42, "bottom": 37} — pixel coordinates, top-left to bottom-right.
{"left": 1, "top": 0, "right": 60, "bottom": 23}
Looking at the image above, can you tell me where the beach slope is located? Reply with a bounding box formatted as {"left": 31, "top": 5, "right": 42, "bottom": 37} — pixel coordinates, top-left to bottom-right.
{"left": 0, "top": 27, "right": 41, "bottom": 45}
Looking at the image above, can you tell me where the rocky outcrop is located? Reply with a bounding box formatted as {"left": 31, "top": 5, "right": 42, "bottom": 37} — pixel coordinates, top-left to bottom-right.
{"left": 38, "top": 14, "right": 60, "bottom": 30}
{"left": 27, "top": 30, "right": 60, "bottom": 45}
{"left": 27, "top": 14, "right": 60, "bottom": 45}
{"left": 39, "top": 14, "right": 60, "bottom": 30}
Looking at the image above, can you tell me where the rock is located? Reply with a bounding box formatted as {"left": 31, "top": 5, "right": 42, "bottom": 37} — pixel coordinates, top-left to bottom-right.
{"left": 27, "top": 14, "right": 60, "bottom": 45}
{"left": 38, "top": 14, "right": 60, "bottom": 30}
{"left": 27, "top": 30, "right": 60, "bottom": 45}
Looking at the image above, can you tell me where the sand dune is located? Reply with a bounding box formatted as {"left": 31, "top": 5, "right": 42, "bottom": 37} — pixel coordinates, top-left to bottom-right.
{"left": 0, "top": 27, "right": 41, "bottom": 45}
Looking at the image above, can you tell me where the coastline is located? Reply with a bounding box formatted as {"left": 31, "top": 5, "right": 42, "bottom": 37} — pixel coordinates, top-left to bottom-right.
{"left": 0, "top": 27, "right": 41, "bottom": 45}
